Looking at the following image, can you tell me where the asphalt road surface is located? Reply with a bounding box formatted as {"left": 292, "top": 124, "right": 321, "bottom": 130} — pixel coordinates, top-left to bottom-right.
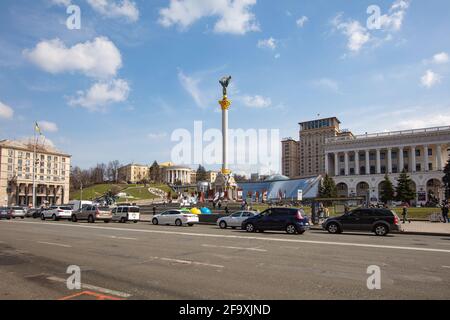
{"left": 0, "top": 219, "right": 449, "bottom": 300}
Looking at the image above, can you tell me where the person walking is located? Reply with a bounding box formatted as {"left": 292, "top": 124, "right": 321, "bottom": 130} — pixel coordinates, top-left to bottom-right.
{"left": 218, "top": 200, "right": 222, "bottom": 210}
{"left": 442, "top": 203, "right": 449, "bottom": 223}
{"left": 225, "top": 206, "right": 229, "bottom": 215}
{"left": 402, "top": 204, "right": 411, "bottom": 224}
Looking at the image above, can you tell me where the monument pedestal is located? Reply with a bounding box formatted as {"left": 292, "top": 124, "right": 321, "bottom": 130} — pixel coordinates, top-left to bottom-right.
{"left": 213, "top": 172, "right": 237, "bottom": 201}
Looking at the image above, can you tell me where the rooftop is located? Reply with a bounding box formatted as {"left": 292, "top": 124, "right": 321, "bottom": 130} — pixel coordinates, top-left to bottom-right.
{"left": 0, "top": 139, "right": 70, "bottom": 157}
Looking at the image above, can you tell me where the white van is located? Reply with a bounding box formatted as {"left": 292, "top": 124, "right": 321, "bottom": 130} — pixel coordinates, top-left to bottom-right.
{"left": 69, "top": 200, "right": 93, "bottom": 212}
{"left": 111, "top": 205, "right": 140, "bottom": 223}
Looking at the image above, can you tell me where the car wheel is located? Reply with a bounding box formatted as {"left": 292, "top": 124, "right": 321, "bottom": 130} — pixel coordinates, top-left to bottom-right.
{"left": 188, "top": 223, "right": 194, "bottom": 227}
{"left": 88, "top": 215, "right": 95, "bottom": 224}
{"left": 104, "top": 220, "right": 110, "bottom": 223}
{"left": 219, "top": 221, "right": 227, "bottom": 229}
{"left": 120, "top": 217, "right": 126, "bottom": 223}
{"left": 286, "top": 224, "right": 297, "bottom": 235}
{"left": 133, "top": 220, "right": 138, "bottom": 223}
{"left": 175, "top": 219, "right": 182, "bottom": 227}
{"left": 152, "top": 218, "right": 159, "bottom": 225}
{"left": 374, "top": 224, "right": 388, "bottom": 236}
{"left": 298, "top": 230, "right": 306, "bottom": 235}
{"left": 52, "top": 214, "right": 57, "bottom": 221}
{"left": 245, "top": 223, "right": 255, "bottom": 233}
{"left": 41, "top": 214, "right": 45, "bottom": 221}
{"left": 327, "top": 222, "right": 341, "bottom": 234}
{"left": 71, "top": 215, "right": 78, "bottom": 223}
{"left": 21, "top": 217, "right": 25, "bottom": 219}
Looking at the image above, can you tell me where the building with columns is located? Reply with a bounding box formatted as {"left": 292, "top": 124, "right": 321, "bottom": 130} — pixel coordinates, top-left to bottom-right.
{"left": 0, "top": 140, "right": 71, "bottom": 207}
{"left": 162, "top": 165, "right": 193, "bottom": 185}
{"left": 324, "top": 126, "right": 450, "bottom": 203}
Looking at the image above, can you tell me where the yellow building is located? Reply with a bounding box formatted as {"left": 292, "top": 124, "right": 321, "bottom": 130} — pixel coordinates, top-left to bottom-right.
{"left": 0, "top": 139, "right": 71, "bottom": 207}
{"left": 118, "top": 164, "right": 149, "bottom": 183}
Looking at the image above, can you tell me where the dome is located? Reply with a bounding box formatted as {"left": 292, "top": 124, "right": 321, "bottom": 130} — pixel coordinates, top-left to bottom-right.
{"left": 264, "top": 174, "right": 290, "bottom": 182}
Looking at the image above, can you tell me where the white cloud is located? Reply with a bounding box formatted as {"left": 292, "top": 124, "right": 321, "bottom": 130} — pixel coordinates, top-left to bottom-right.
{"left": 158, "top": 0, "right": 259, "bottom": 35}
{"left": 87, "top": 0, "right": 139, "bottom": 22}
{"left": 38, "top": 121, "right": 59, "bottom": 133}
{"left": 178, "top": 70, "right": 205, "bottom": 107}
{"left": 421, "top": 70, "right": 441, "bottom": 88}
{"left": 313, "top": 78, "right": 341, "bottom": 94}
{"left": 379, "top": 0, "right": 410, "bottom": 32}
{"left": 147, "top": 132, "right": 168, "bottom": 140}
{"left": 0, "top": 101, "right": 14, "bottom": 119}
{"left": 49, "top": 0, "right": 72, "bottom": 6}
{"left": 332, "top": 14, "right": 370, "bottom": 53}
{"left": 241, "top": 95, "right": 272, "bottom": 108}
{"left": 24, "top": 37, "right": 122, "bottom": 79}
{"left": 433, "top": 52, "right": 449, "bottom": 64}
{"left": 296, "top": 16, "right": 308, "bottom": 28}
{"left": 396, "top": 114, "right": 450, "bottom": 130}
{"left": 69, "top": 79, "right": 130, "bottom": 111}
{"left": 257, "top": 37, "right": 276, "bottom": 50}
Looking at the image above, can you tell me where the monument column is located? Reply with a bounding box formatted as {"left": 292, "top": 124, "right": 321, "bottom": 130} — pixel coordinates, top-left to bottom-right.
{"left": 355, "top": 151, "right": 360, "bottom": 175}
{"left": 399, "top": 147, "right": 404, "bottom": 172}
{"left": 365, "top": 150, "right": 370, "bottom": 175}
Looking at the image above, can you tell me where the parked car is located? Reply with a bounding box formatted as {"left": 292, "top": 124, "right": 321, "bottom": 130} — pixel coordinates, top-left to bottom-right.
{"left": 0, "top": 207, "right": 12, "bottom": 220}
{"left": 241, "top": 207, "right": 310, "bottom": 235}
{"left": 9, "top": 207, "right": 26, "bottom": 219}
{"left": 322, "top": 208, "right": 401, "bottom": 236}
{"left": 217, "top": 211, "right": 257, "bottom": 229}
{"left": 41, "top": 206, "right": 73, "bottom": 221}
{"left": 111, "top": 205, "right": 140, "bottom": 223}
{"left": 26, "top": 208, "right": 45, "bottom": 219}
{"left": 72, "top": 205, "right": 112, "bottom": 223}
{"left": 152, "top": 209, "right": 199, "bottom": 227}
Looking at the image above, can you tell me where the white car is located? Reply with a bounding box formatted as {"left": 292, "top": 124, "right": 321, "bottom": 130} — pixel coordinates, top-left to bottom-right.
{"left": 217, "top": 211, "right": 257, "bottom": 229}
{"left": 111, "top": 206, "right": 140, "bottom": 223}
{"left": 9, "top": 207, "right": 26, "bottom": 219}
{"left": 152, "top": 210, "right": 199, "bottom": 227}
{"left": 41, "top": 206, "right": 73, "bottom": 221}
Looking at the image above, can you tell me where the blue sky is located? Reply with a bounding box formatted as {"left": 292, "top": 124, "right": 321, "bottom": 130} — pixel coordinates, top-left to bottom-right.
{"left": 0, "top": 0, "right": 449, "bottom": 172}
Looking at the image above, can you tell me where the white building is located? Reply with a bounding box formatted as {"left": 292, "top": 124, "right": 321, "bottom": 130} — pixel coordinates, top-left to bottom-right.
{"left": 324, "top": 126, "right": 450, "bottom": 204}
{"left": 163, "top": 165, "right": 193, "bottom": 185}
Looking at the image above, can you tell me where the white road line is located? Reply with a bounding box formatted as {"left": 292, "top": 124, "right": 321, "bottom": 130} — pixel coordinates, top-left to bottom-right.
{"left": 442, "top": 266, "right": 450, "bottom": 269}
{"left": 47, "top": 276, "right": 131, "bottom": 298}
{"left": 37, "top": 241, "right": 72, "bottom": 248}
{"left": 102, "top": 235, "right": 137, "bottom": 241}
{"left": 147, "top": 256, "right": 224, "bottom": 269}
{"left": 13, "top": 221, "right": 450, "bottom": 254}
{"left": 202, "top": 244, "right": 267, "bottom": 252}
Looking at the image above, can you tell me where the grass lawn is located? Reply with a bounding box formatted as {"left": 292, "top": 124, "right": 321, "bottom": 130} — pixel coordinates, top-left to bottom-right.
{"left": 70, "top": 183, "right": 172, "bottom": 201}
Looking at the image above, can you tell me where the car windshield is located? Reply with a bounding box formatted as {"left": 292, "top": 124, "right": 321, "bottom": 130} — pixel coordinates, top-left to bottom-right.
{"left": 129, "top": 207, "right": 140, "bottom": 213}
{"left": 12, "top": 207, "right": 23, "bottom": 210}
{"left": 59, "top": 207, "right": 72, "bottom": 210}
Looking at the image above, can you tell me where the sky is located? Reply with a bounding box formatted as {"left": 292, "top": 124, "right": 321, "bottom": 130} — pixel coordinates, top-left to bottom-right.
{"left": 0, "top": 0, "right": 449, "bottom": 173}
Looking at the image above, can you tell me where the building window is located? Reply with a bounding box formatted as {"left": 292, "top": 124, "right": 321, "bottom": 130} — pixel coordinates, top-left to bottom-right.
{"left": 428, "top": 163, "right": 433, "bottom": 171}
{"left": 428, "top": 148, "right": 433, "bottom": 156}
{"left": 415, "top": 149, "right": 421, "bottom": 157}
{"left": 350, "top": 168, "right": 355, "bottom": 175}
{"left": 370, "top": 166, "right": 376, "bottom": 174}
{"left": 403, "top": 151, "right": 409, "bottom": 158}
{"left": 381, "top": 166, "right": 386, "bottom": 174}
{"left": 416, "top": 164, "right": 421, "bottom": 172}
{"left": 340, "top": 156, "right": 344, "bottom": 162}
{"left": 381, "top": 153, "right": 386, "bottom": 160}
{"left": 8, "top": 149, "right": 13, "bottom": 157}
{"left": 360, "top": 166, "right": 366, "bottom": 173}
{"left": 369, "top": 153, "right": 375, "bottom": 161}
{"left": 392, "top": 152, "right": 397, "bottom": 159}
{"left": 340, "top": 169, "right": 345, "bottom": 175}
{"left": 392, "top": 166, "right": 398, "bottom": 173}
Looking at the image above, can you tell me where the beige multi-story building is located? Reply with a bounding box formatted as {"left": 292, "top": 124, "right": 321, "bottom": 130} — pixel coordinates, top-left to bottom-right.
{"left": 324, "top": 126, "right": 450, "bottom": 203}
{"left": 282, "top": 117, "right": 343, "bottom": 178}
{"left": 0, "top": 140, "right": 71, "bottom": 207}
{"left": 118, "top": 164, "right": 149, "bottom": 183}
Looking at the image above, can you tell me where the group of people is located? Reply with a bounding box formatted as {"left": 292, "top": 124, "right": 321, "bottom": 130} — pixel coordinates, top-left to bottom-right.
{"left": 441, "top": 201, "right": 449, "bottom": 223}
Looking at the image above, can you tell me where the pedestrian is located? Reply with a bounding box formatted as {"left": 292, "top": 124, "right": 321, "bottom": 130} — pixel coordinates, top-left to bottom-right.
{"left": 218, "top": 200, "right": 222, "bottom": 210}
{"left": 153, "top": 206, "right": 156, "bottom": 216}
{"left": 402, "top": 204, "right": 411, "bottom": 224}
{"left": 442, "top": 204, "right": 449, "bottom": 223}
{"left": 213, "top": 201, "right": 216, "bottom": 210}
{"left": 225, "top": 206, "right": 229, "bottom": 215}
{"left": 344, "top": 205, "right": 350, "bottom": 215}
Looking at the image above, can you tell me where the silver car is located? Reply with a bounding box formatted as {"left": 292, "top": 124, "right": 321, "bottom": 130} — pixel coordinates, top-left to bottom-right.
{"left": 217, "top": 211, "right": 257, "bottom": 229}
{"left": 9, "top": 207, "right": 26, "bottom": 219}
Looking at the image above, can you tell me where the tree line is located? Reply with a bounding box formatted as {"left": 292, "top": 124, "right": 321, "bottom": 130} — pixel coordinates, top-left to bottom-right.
{"left": 70, "top": 160, "right": 121, "bottom": 191}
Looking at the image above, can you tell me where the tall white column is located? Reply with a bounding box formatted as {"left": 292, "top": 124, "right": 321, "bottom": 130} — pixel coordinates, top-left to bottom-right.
{"left": 376, "top": 149, "right": 381, "bottom": 174}
{"left": 365, "top": 150, "right": 370, "bottom": 175}
{"left": 437, "top": 145, "right": 443, "bottom": 171}
{"left": 399, "top": 147, "right": 404, "bottom": 172}
{"left": 334, "top": 153, "right": 339, "bottom": 176}
{"left": 423, "top": 145, "right": 429, "bottom": 171}
{"left": 344, "top": 152, "right": 349, "bottom": 176}
{"left": 387, "top": 148, "right": 392, "bottom": 174}
{"left": 222, "top": 107, "right": 228, "bottom": 173}
{"left": 325, "top": 153, "right": 329, "bottom": 175}
{"left": 355, "top": 151, "right": 360, "bottom": 175}
{"left": 411, "top": 146, "right": 416, "bottom": 172}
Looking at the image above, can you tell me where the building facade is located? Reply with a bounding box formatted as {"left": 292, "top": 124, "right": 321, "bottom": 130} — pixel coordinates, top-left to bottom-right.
{"left": 324, "top": 126, "right": 450, "bottom": 203}
{"left": 281, "top": 117, "right": 344, "bottom": 178}
{"left": 0, "top": 140, "right": 71, "bottom": 207}
{"left": 163, "top": 165, "right": 193, "bottom": 185}
{"left": 118, "top": 164, "right": 149, "bottom": 183}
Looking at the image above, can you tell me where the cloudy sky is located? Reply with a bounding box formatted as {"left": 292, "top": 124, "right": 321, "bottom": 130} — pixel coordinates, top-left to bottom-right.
{"left": 0, "top": 0, "right": 449, "bottom": 170}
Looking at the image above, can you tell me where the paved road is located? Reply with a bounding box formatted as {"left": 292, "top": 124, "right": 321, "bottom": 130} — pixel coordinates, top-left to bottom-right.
{"left": 0, "top": 219, "right": 449, "bottom": 300}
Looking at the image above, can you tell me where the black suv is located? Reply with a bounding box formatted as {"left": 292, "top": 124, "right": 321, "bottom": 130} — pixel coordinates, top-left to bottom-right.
{"left": 322, "top": 208, "right": 400, "bottom": 236}
{"left": 241, "top": 207, "right": 310, "bottom": 235}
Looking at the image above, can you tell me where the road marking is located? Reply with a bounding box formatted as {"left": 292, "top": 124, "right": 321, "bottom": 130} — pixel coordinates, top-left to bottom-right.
{"left": 147, "top": 256, "right": 224, "bottom": 269}
{"left": 443, "top": 266, "right": 450, "bottom": 269}
{"left": 202, "top": 244, "right": 267, "bottom": 252}
{"left": 12, "top": 221, "right": 450, "bottom": 254}
{"left": 47, "top": 276, "right": 131, "bottom": 298}
{"left": 37, "top": 241, "right": 72, "bottom": 248}
{"left": 102, "top": 235, "right": 137, "bottom": 241}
